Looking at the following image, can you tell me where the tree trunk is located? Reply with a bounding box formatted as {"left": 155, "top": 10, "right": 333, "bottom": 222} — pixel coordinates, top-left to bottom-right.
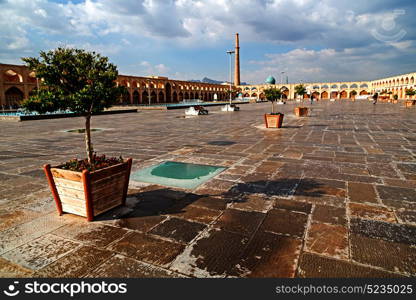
{"left": 85, "top": 114, "right": 94, "bottom": 168}
{"left": 272, "top": 101, "right": 275, "bottom": 114}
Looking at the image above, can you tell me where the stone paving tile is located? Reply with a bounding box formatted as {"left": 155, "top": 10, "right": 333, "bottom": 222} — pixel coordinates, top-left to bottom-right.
{"left": 51, "top": 220, "right": 129, "bottom": 247}
{"left": 312, "top": 205, "right": 346, "bottom": 226}
{"left": 114, "top": 211, "right": 166, "bottom": 233}
{"left": 351, "top": 234, "right": 416, "bottom": 275}
{"left": 167, "top": 205, "right": 222, "bottom": 224}
{"left": 170, "top": 229, "right": 248, "bottom": 277}
{"left": 305, "top": 222, "right": 349, "bottom": 259}
{"left": 273, "top": 198, "right": 312, "bottom": 214}
{"left": 235, "top": 231, "right": 302, "bottom": 278}
{"left": 395, "top": 210, "right": 416, "bottom": 225}
{"left": 34, "top": 246, "right": 113, "bottom": 278}
{"left": 0, "top": 208, "right": 42, "bottom": 232}
{"left": 348, "top": 182, "right": 378, "bottom": 204}
{"left": 86, "top": 254, "right": 184, "bottom": 278}
{"left": 149, "top": 217, "right": 206, "bottom": 243}
{"left": 294, "top": 178, "right": 346, "bottom": 198}
{"left": 0, "top": 213, "right": 69, "bottom": 255}
{"left": 367, "top": 163, "right": 400, "bottom": 178}
{"left": 350, "top": 218, "right": 416, "bottom": 245}
{"left": 376, "top": 185, "right": 416, "bottom": 203}
{"left": 260, "top": 209, "right": 308, "bottom": 238}
{"left": 1, "top": 234, "right": 80, "bottom": 270}
{"left": 108, "top": 232, "right": 184, "bottom": 266}
{"left": 0, "top": 257, "right": 33, "bottom": 278}
{"left": 298, "top": 253, "right": 403, "bottom": 278}
{"left": 230, "top": 194, "right": 274, "bottom": 213}
{"left": 214, "top": 208, "right": 265, "bottom": 237}
{"left": 190, "top": 196, "right": 231, "bottom": 211}
{"left": 349, "top": 203, "right": 396, "bottom": 223}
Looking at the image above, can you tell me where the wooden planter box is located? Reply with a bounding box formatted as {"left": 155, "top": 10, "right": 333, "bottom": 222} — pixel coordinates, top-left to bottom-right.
{"left": 405, "top": 101, "right": 414, "bottom": 108}
{"left": 393, "top": 99, "right": 398, "bottom": 104}
{"left": 294, "top": 107, "right": 309, "bottom": 117}
{"left": 264, "top": 113, "right": 284, "bottom": 128}
{"left": 44, "top": 158, "right": 132, "bottom": 221}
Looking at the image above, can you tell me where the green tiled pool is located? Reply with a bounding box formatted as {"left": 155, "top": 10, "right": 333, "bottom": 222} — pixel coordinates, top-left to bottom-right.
{"left": 131, "top": 161, "right": 226, "bottom": 189}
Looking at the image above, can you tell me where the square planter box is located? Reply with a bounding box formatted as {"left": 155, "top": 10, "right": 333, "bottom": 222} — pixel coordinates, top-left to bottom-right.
{"left": 44, "top": 158, "right": 132, "bottom": 221}
{"left": 264, "top": 113, "right": 284, "bottom": 128}
{"left": 393, "top": 99, "right": 398, "bottom": 104}
{"left": 405, "top": 101, "right": 414, "bottom": 108}
{"left": 294, "top": 107, "right": 309, "bottom": 117}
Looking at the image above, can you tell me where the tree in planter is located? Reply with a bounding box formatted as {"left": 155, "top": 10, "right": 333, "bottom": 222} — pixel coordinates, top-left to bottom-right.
{"left": 405, "top": 88, "right": 415, "bottom": 99}
{"left": 350, "top": 90, "right": 357, "bottom": 99}
{"left": 263, "top": 87, "right": 282, "bottom": 114}
{"left": 22, "top": 48, "right": 126, "bottom": 168}
{"left": 294, "top": 84, "right": 307, "bottom": 100}
{"left": 393, "top": 94, "right": 399, "bottom": 100}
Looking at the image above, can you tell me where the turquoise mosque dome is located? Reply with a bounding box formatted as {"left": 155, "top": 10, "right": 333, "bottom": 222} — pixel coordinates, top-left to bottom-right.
{"left": 265, "top": 76, "right": 276, "bottom": 84}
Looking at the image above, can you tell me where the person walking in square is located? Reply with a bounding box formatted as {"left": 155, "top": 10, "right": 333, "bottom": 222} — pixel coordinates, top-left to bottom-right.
{"left": 373, "top": 92, "right": 378, "bottom": 105}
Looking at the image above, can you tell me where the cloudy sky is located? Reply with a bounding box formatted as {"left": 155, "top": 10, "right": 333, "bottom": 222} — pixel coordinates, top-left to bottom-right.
{"left": 1, "top": 0, "right": 415, "bottom": 84}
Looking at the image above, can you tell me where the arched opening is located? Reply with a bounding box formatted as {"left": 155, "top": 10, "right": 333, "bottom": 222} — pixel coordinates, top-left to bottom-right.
{"left": 410, "top": 77, "right": 414, "bottom": 85}
{"left": 349, "top": 90, "right": 357, "bottom": 99}
{"left": 321, "top": 91, "right": 329, "bottom": 99}
{"left": 251, "top": 93, "right": 258, "bottom": 99}
{"left": 4, "top": 70, "right": 23, "bottom": 83}
{"left": 5, "top": 87, "right": 24, "bottom": 106}
{"left": 350, "top": 84, "right": 358, "bottom": 89}
{"left": 158, "top": 91, "right": 164, "bottom": 103}
{"left": 122, "top": 91, "right": 131, "bottom": 104}
{"left": 28, "top": 72, "right": 37, "bottom": 84}
{"left": 142, "top": 91, "right": 149, "bottom": 104}
{"left": 243, "top": 93, "right": 250, "bottom": 98}
{"left": 340, "top": 91, "right": 348, "bottom": 99}
{"left": 194, "top": 92, "right": 199, "bottom": 100}
{"left": 303, "top": 93, "right": 310, "bottom": 99}
{"left": 184, "top": 92, "right": 189, "bottom": 100}
{"left": 190, "top": 92, "right": 194, "bottom": 100}
{"left": 359, "top": 90, "right": 369, "bottom": 95}
{"left": 151, "top": 91, "right": 157, "bottom": 103}
{"left": 133, "top": 90, "right": 140, "bottom": 104}
{"left": 165, "top": 83, "right": 171, "bottom": 103}
{"left": 312, "top": 92, "right": 320, "bottom": 99}
{"left": 259, "top": 93, "right": 265, "bottom": 100}
{"left": 331, "top": 91, "right": 338, "bottom": 99}
{"left": 172, "top": 91, "right": 178, "bottom": 102}
{"left": 281, "top": 88, "right": 289, "bottom": 99}
{"left": 178, "top": 92, "right": 183, "bottom": 102}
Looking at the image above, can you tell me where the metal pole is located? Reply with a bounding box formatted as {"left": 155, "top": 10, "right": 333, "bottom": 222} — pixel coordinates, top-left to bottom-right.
{"left": 227, "top": 50, "right": 235, "bottom": 106}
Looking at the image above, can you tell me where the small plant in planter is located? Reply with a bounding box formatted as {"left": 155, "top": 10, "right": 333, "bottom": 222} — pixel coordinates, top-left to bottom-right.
{"left": 350, "top": 90, "right": 357, "bottom": 101}
{"left": 22, "top": 48, "right": 132, "bottom": 221}
{"left": 293, "top": 84, "right": 308, "bottom": 117}
{"left": 263, "top": 87, "right": 284, "bottom": 128}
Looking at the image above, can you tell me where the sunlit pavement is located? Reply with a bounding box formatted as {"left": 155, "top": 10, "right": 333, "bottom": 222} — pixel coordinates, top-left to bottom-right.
{"left": 0, "top": 100, "right": 415, "bottom": 278}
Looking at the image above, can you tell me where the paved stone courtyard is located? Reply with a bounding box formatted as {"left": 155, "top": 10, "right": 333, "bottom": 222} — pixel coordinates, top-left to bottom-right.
{"left": 0, "top": 101, "right": 415, "bottom": 278}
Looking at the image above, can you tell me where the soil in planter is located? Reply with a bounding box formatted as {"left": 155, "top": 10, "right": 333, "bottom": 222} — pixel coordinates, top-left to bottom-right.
{"left": 60, "top": 153, "right": 124, "bottom": 172}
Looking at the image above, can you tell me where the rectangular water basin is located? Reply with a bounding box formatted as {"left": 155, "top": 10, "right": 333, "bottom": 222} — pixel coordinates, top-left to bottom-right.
{"left": 131, "top": 161, "right": 226, "bottom": 189}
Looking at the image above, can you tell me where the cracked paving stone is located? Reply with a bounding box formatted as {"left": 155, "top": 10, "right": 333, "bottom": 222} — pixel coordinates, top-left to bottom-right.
{"left": 86, "top": 254, "right": 184, "bottom": 278}
{"left": 351, "top": 234, "right": 416, "bottom": 275}
{"left": 350, "top": 218, "right": 416, "bottom": 245}
{"left": 298, "top": 253, "right": 402, "bottom": 278}
{"left": 312, "top": 205, "right": 346, "bottom": 226}
{"left": 348, "top": 182, "right": 378, "bottom": 204}
{"left": 34, "top": 246, "right": 113, "bottom": 277}
{"left": 260, "top": 209, "right": 308, "bottom": 238}
{"left": 108, "top": 232, "right": 184, "bottom": 266}
{"left": 305, "top": 222, "right": 348, "bottom": 259}
{"left": 52, "top": 222, "right": 129, "bottom": 248}
{"left": 349, "top": 203, "right": 396, "bottom": 223}
{"left": 170, "top": 229, "right": 248, "bottom": 277}
{"left": 377, "top": 186, "right": 416, "bottom": 203}
{"left": 214, "top": 209, "right": 265, "bottom": 237}
{"left": 273, "top": 198, "right": 312, "bottom": 214}
{"left": 234, "top": 231, "right": 302, "bottom": 278}
{"left": 1, "top": 234, "right": 79, "bottom": 270}
{"left": 149, "top": 217, "right": 206, "bottom": 243}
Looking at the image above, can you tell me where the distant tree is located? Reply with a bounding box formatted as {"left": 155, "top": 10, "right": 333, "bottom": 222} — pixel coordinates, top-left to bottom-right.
{"left": 22, "top": 48, "right": 126, "bottom": 165}
{"left": 405, "top": 88, "right": 415, "bottom": 98}
{"left": 350, "top": 90, "right": 357, "bottom": 97}
{"left": 263, "top": 87, "right": 282, "bottom": 113}
{"left": 294, "top": 84, "right": 307, "bottom": 99}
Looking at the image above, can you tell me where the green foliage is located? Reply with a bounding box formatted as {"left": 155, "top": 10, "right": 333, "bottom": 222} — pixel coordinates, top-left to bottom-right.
{"left": 350, "top": 90, "right": 357, "bottom": 95}
{"left": 393, "top": 94, "right": 399, "bottom": 100}
{"left": 405, "top": 88, "right": 415, "bottom": 96}
{"left": 263, "top": 87, "right": 282, "bottom": 102}
{"left": 21, "top": 48, "right": 124, "bottom": 115}
{"left": 294, "top": 84, "right": 307, "bottom": 96}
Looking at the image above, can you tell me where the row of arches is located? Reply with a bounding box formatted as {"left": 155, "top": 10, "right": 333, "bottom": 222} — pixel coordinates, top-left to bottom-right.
{"left": 117, "top": 79, "right": 227, "bottom": 93}
{"left": 373, "top": 76, "right": 415, "bottom": 87}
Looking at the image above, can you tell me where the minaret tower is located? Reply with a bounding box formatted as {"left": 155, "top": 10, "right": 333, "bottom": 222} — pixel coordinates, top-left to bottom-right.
{"left": 234, "top": 33, "right": 240, "bottom": 86}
